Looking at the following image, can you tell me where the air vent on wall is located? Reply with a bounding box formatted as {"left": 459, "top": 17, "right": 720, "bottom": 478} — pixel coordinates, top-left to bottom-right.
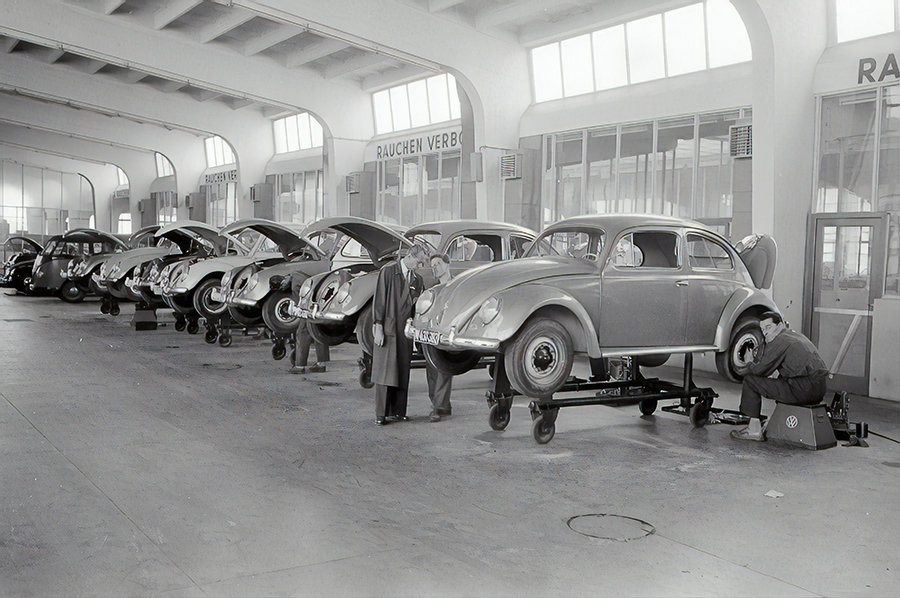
{"left": 345, "top": 172, "right": 361, "bottom": 194}
{"left": 500, "top": 153, "right": 522, "bottom": 180}
{"left": 113, "top": 188, "right": 129, "bottom": 199}
{"left": 729, "top": 124, "right": 752, "bottom": 158}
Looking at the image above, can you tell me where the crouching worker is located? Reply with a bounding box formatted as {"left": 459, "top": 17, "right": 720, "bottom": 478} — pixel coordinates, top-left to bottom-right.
{"left": 289, "top": 275, "right": 328, "bottom": 374}
{"left": 731, "top": 311, "right": 829, "bottom": 442}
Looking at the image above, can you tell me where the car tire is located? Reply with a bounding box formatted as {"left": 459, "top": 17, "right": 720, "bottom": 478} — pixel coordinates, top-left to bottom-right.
{"left": 506, "top": 318, "right": 574, "bottom": 399}
{"left": 59, "top": 280, "right": 85, "bottom": 303}
{"left": 355, "top": 303, "right": 374, "bottom": 356}
{"left": 193, "top": 278, "right": 227, "bottom": 320}
{"left": 422, "top": 345, "right": 482, "bottom": 376}
{"left": 716, "top": 316, "right": 764, "bottom": 383}
{"left": 261, "top": 291, "right": 299, "bottom": 335}
{"left": 228, "top": 305, "right": 262, "bottom": 327}
{"left": 309, "top": 321, "right": 356, "bottom": 347}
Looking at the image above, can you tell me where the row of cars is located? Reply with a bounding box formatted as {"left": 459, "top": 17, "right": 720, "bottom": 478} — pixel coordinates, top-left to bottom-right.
{"left": 2, "top": 214, "right": 778, "bottom": 403}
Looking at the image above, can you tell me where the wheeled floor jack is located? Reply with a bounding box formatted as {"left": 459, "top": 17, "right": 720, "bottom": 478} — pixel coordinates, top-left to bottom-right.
{"left": 203, "top": 311, "right": 268, "bottom": 348}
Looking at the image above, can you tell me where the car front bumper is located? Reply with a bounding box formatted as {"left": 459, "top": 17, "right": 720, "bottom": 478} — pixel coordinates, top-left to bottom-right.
{"left": 404, "top": 319, "right": 500, "bottom": 351}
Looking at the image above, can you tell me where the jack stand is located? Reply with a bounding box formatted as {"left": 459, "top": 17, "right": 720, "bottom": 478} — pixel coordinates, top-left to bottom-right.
{"left": 131, "top": 302, "right": 157, "bottom": 331}
{"left": 827, "top": 391, "right": 869, "bottom": 447}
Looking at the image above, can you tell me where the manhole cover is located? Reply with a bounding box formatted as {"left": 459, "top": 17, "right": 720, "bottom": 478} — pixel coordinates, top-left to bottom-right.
{"left": 201, "top": 363, "right": 243, "bottom": 371}
{"left": 567, "top": 514, "right": 655, "bottom": 542}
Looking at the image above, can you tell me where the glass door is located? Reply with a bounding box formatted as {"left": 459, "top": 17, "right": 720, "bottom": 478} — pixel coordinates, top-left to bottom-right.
{"left": 806, "top": 214, "right": 887, "bottom": 395}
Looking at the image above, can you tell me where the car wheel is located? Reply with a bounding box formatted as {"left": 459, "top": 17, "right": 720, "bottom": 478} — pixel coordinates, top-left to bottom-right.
{"left": 716, "top": 316, "right": 764, "bottom": 382}
{"left": 355, "top": 303, "right": 374, "bottom": 356}
{"left": 228, "top": 305, "right": 262, "bottom": 327}
{"left": 309, "top": 321, "right": 355, "bottom": 347}
{"left": 506, "top": 318, "right": 574, "bottom": 399}
{"left": 261, "top": 291, "right": 299, "bottom": 335}
{"left": 421, "top": 344, "right": 482, "bottom": 376}
{"left": 193, "top": 278, "right": 227, "bottom": 320}
{"left": 59, "top": 280, "right": 85, "bottom": 303}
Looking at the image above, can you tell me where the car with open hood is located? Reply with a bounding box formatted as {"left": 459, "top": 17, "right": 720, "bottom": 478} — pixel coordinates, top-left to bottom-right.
{"left": 407, "top": 214, "right": 779, "bottom": 397}
{"left": 304, "top": 220, "right": 537, "bottom": 362}
{"left": 217, "top": 219, "right": 355, "bottom": 336}
{"left": 1, "top": 236, "right": 43, "bottom": 294}
{"left": 158, "top": 219, "right": 277, "bottom": 324}
{"left": 31, "top": 229, "right": 128, "bottom": 302}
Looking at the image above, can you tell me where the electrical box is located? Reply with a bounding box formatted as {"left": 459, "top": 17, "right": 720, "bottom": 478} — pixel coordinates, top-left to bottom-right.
{"left": 347, "top": 171, "right": 376, "bottom": 220}
{"left": 251, "top": 183, "right": 275, "bottom": 220}
{"left": 187, "top": 192, "right": 205, "bottom": 223}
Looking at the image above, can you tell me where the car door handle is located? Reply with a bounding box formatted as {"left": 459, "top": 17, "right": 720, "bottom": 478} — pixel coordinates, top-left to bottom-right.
{"left": 675, "top": 280, "right": 689, "bottom": 287}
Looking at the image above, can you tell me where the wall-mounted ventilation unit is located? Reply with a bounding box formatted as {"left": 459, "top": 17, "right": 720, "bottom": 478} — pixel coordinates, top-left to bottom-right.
{"left": 113, "top": 188, "right": 129, "bottom": 199}
{"left": 500, "top": 153, "right": 522, "bottom": 180}
{"left": 729, "top": 124, "right": 752, "bottom": 158}
{"left": 345, "top": 172, "right": 361, "bottom": 194}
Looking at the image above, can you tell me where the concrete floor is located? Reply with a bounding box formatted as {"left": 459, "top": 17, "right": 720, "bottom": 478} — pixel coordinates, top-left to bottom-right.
{"left": 1, "top": 291, "right": 898, "bottom": 598}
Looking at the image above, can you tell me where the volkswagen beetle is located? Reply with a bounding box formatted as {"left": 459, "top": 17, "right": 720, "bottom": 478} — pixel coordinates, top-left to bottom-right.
{"left": 407, "top": 214, "right": 778, "bottom": 398}
{"left": 0, "top": 236, "right": 43, "bottom": 294}
{"left": 31, "top": 229, "right": 128, "bottom": 302}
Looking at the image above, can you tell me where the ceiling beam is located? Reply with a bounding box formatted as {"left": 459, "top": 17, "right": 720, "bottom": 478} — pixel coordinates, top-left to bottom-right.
{"left": 225, "top": 97, "right": 255, "bottom": 110}
{"left": 153, "top": 0, "right": 203, "bottom": 30}
{"left": 119, "top": 70, "right": 149, "bottom": 84}
{"left": 428, "top": 0, "right": 465, "bottom": 12}
{"left": 81, "top": 58, "right": 107, "bottom": 74}
{"left": 324, "top": 52, "right": 390, "bottom": 79}
{"left": 243, "top": 23, "right": 301, "bottom": 56}
{"left": 261, "top": 105, "right": 292, "bottom": 119}
{"left": 44, "top": 49, "right": 65, "bottom": 64}
{"left": 362, "top": 64, "right": 429, "bottom": 91}
{"left": 1, "top": 37, "right": 19, "bottom": 53}
{"left": 285, "top": 38, "right": 347, "bottom": 68}
{"left": 101, "top": 0, "right": 126, "bottom": 15}
{"left": 475, "top": 0, "right": 547, "bottom": 30}
{"left": 195, "top": 9, "right": 256, "bottom": 43}
{"left": 186, "top": 89, "right": 221, "bottom": 102}
{"left": 156, "top": 80, "right": 188, "bottom": 93}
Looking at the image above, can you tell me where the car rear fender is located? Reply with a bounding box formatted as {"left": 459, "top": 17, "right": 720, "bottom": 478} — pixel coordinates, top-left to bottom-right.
{"left": 487, "top": 286, "right": 601, "bottom": 356}
{"left": 714, "top": 288, "right": 779, "bottom": 350}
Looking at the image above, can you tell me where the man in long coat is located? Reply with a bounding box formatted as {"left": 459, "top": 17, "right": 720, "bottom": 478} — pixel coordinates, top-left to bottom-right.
{"left": 372, "top": 243, "right": 427, "bottom": 424}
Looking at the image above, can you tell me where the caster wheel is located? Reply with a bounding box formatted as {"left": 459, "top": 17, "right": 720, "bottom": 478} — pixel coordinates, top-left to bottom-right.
{"left": 218, "top": 334, "right": 232, "bottom": 348}
{"left": 109, "top": 304, "right": 120, "bottom": 316}
{"left": 174, "top": 319, "right": 186, "bottom": 332}
{"left": 488, "top": 404, "right": 511, "bottom": 431}
{"left": 204, "top": 330, "right": 218, "bottom": 344}
{"left": 689, "top": 401, "right": 711, "bottom": 428}
{"left": 358, "top": 367, "right": 374, "bottom": 389}
{"left": 100, "top": 301, "right": 110, "bottom": 315}
{"left": 639, "top": 399, "right": 658, "bottom": 416}
{"left": 531, "top": 413, "right": 556, "bottom": 444}
{"left": 187, "top": 321, "right": 200, "bottom": 335}
{"left": 272, "top": 344, "right": 287, "bottom": 360}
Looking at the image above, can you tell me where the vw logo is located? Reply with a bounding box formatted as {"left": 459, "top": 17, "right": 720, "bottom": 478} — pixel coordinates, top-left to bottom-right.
{"left": 786, "top": 415, "right": 799, "bottom": 429}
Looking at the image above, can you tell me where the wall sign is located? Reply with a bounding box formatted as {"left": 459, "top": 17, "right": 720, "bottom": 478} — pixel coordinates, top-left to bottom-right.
{"left": 375, "top": 131, "right": 461, "bottom": 159}
{"left": 204, "top": 169, "right": 238, "bottom": 184}
{"left": 858, "top": 53, "right": 900, "bottom": 84}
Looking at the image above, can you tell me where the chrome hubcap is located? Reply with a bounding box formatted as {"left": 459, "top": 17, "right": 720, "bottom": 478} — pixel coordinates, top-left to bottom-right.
{"left": 525, "top": 336, "right": 559, "bottom": 380}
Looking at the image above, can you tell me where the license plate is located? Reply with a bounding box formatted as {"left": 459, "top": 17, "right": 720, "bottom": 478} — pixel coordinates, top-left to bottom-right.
{"left": 414, "top": 328, "right": 440, "bottom": 346}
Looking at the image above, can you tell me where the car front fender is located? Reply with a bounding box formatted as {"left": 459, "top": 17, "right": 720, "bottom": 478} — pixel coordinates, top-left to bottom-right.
{"left": 463, "top": 284, "right": 601, "bottom": 356}
{"left": 714, "top": 288, "right": 779, "bottom": 350}
{"left": 339, "top": 271, "right": 378, "bottom": 316}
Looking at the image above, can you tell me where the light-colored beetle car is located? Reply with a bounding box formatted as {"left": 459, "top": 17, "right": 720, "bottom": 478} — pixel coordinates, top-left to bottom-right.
{"left": 218, "top": 219, "right": 336, "bottom": 334}
{"left": 407, "top": 214, "right": 778, "bottom": 398}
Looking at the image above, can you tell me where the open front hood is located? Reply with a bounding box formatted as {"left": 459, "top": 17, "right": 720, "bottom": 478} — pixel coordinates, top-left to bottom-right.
{"left": 5, "top": 236, "right": 43, "bottom": 253}
{"left": 221, "top": 218, "right": 322, "bottom": 259}
{"left": 61, "top": 228, "right": 129, "bottom": 249}
{"left": 156, "top": 221, "right": 223, "bottom": 254}
{"left": 128, "top": 225, "right": 161, "bottom": 247}
{"left": 302, "top": 217, "right": 410, "bottom": 265}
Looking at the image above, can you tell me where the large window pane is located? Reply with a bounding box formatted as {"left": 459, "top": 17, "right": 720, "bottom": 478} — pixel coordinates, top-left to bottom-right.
{"left": 448, "top": 75, "right": 461, "bottom": 119}
{"left": 373, "top": 90, "right": 393, "bottom": 134}
{"left": 555, "top": 132, "right": 584, "bottom": 220}
{"left": 655, "top": 117, "right": 696, "bottom": 217}
{"left": 273, "top": 119, "right": 288, "bottom": 153}
{"left": 817, "top": 90, "right": 877, "bottom": 212}
{"left": 389, "top": 87, "right": 411, "bottom": 131}
{"left": 408, "top": 79, "right": 430, "bottom": 128}
{"left": 379, "top": 159, "right": 400, "bottom": 224}
{"left": 592, "top": 25, "right": 628, "bottom": 90}
{"left": 696, "top": 111, "right": 737, "bottom": 220}
{"left": 586, "top": 127, "right": 617, "bottom": 214}
{"left": 401, "top": 157, "right": 420, "bottom": 227}
{"left": 707, "top": 0, "right": 752, "bottom": 67}
{"left": 532, "top": 43, "right": 563, "bottom": 102}
{"left": 285, "top": 117, "right": 300, "bottom": 152}
{"left": 626, "top": 15, "right": 665, "bottom": 83}
{"left": 560, "top": 34, "right": 594, "bottom": 97}
{"left": 426, "top": 75, "right": 450, "bottom": 122}
{"left": 297, "top": 113, "right": 313, "bottom": 149}
{"left": 618, "top": 123, "right": 654, "bottom": 212}
{"left": 835, "top": 0, "right": 893, "bottom": 43}
{"left": 665, "top": 3, "right": 706, "bottom": 76}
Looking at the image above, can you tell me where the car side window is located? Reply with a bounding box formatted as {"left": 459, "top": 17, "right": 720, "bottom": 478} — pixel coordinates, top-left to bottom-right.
{"left": 612, "top": 231, "right": 679, "bottom": 269}
{"left": 447, "top": 235, "right": 497, "bottom": 263}
{"left": 509, "top": 235, "right": 533, "bottom": 259}
{"left": 687, "top": 234, "right": 734, "bottom": 270}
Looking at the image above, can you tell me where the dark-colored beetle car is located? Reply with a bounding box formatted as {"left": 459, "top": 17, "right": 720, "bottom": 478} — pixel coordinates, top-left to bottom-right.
{"left": 407, "top": 214, "right": 778, "bottom": 398}
{"left": 30, "top": 229, "right": 128, "bottom": 302}
{"left": 1, "top": 236, "right": 43, "bottom": 294}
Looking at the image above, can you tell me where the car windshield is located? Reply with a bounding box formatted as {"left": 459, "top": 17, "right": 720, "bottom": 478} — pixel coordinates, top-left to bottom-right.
{"left": 527, "top": 228, "right": 605, "bottom": 261}
{"left": 408, "top": 233, "right": 440, "bottom": 251}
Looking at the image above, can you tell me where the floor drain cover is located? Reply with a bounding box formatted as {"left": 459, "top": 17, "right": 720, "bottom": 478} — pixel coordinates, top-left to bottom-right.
{"left": 567, "top": 514, "right": 655, "bottom": 542}
{"left": 200, "top": 363, "right": 243, "bottom": 371}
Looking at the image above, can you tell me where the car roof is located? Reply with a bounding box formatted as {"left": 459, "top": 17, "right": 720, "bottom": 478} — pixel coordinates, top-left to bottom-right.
{"left": 406, "top": 220, "right": 536, "bottom": 239}
{"left": 545, "top": 214, "right": 715, "bottom": 235}
{"left": 61, "top": 228, "right": 129, "bottom": 248}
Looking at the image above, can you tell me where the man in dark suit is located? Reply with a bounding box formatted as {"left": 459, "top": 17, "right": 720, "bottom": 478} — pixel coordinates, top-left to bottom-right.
{"left": 372, "top": 243, "right": 428, "bottom": 425}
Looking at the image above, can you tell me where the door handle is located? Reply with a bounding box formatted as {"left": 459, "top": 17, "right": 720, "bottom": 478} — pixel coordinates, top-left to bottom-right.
{"left": 675, "top": 280, "right": 689, "bottom": 287}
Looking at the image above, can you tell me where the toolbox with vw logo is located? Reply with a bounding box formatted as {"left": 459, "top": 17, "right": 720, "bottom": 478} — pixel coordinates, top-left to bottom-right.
{"left": 766, "top": 403, "right": 837, "bottom": 450}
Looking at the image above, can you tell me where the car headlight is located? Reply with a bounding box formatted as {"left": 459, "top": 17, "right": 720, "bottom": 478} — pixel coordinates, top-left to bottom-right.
{"left": 133, "top": 264, "right": 142, "bottom": 279}
{"left": 417, "top": 289, "right": 435, "bottom": 315}
{"left": 99, "top": 263, "right": 108, "bottom": 278}
{"left": 477, "top": 296, "right": 501, "bottom": 324}
{"left": 335, "top": 282, "right": 351, "bottom": 304}
{"left": 247, "top": 272, "right": 259, "bottom": 291}
{"left": 221, "top": 270, "right": 233, "bottom": 288}
{"left": 173, "top": 264, "right": 189, "bottom": 283}
{"left": 299, "top": 278, "right": 313, "bottom": 298}
{"left": 109, "top": 264, "right": 121, "bottom": 278}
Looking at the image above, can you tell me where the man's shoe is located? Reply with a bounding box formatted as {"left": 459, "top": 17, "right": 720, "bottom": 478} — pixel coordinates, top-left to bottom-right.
{"left": 376, "top": 418, "right": 388, "bottom": 426}
{"left": 306, "top": 363, "right": 326, "bottom": 373}
{"left": 395, "top": 415, "right": 410, "bottom": 422}
{"left": 730, "top": 426, "right": 765, "bottom": 442}
{"left": 436, "top": 408, "right": 452, "bottom": 416}
{"left": 290, "top": 366, "right": 307, "bottom": 374}
{"left": 429, "top": 411, "right": 441, "bottom": 422}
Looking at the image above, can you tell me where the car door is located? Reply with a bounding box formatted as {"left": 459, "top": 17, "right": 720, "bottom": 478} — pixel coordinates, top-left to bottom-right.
{"left": 599, "top": 228, "right": 687, "bottom": 348}
{"left": 683, "top": 231, "right": 741, "bottom": 346}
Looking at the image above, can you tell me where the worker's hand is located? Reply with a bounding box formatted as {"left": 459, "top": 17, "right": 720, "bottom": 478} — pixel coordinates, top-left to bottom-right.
{"left": 373, "top": 323, "right": 384, "bottom": 347}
